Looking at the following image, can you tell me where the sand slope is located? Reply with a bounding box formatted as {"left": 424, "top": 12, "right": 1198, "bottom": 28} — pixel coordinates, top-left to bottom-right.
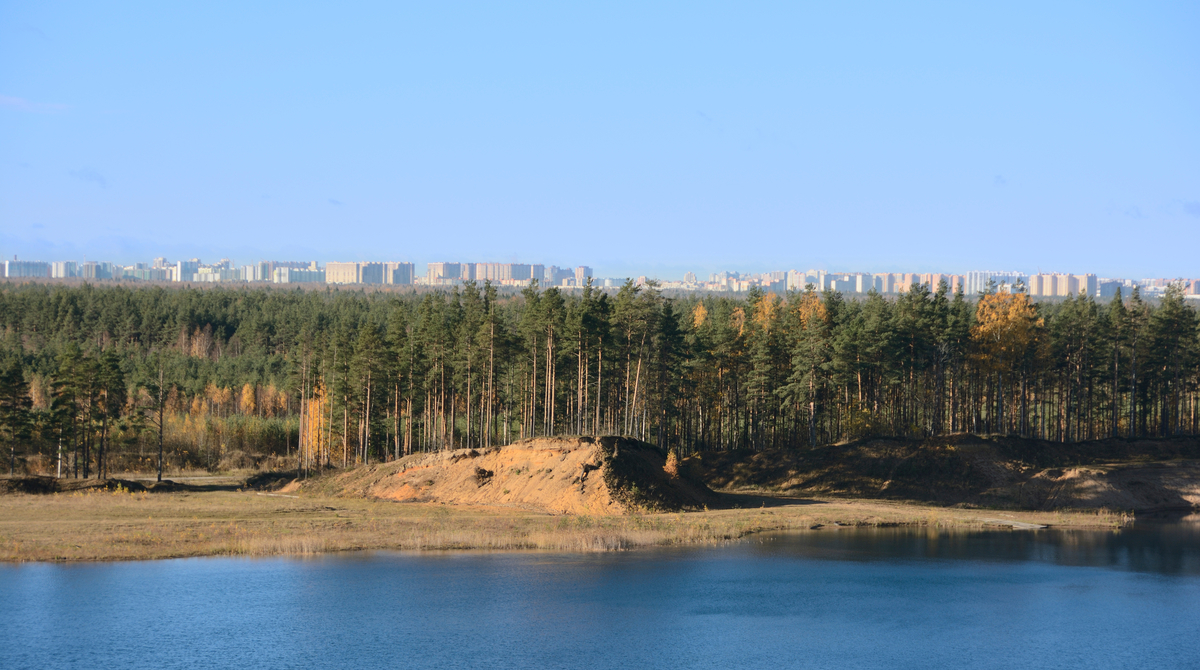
{"left": 1022, "top": 461, "right": 1200, "bottom": 511}
{"left": 298, "top": 436, "right": 715, "bottom": 514}
{"left": 688, "top": 434, "right": 1200, "bottom": 512}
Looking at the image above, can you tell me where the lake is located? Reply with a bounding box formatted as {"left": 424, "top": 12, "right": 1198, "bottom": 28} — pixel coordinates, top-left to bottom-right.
{"left": 3, "top": 521, "right": 1199, "bottom": 669}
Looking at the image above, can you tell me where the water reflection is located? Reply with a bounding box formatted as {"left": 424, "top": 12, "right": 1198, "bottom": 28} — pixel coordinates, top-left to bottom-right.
{"left": 2, "top": 523, "right": 1199, "bottom": 670}
{"left": 752, "top": 518, "right": 1200, "bottom": 575}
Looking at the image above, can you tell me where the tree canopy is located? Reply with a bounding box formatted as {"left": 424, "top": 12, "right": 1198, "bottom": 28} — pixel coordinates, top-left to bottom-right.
{"left": 2, "top": 280, "right": 1198, "bottom": 476}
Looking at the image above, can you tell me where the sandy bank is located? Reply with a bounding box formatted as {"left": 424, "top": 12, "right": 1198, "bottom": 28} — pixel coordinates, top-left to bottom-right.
{"left": 292, "top": 436, "right": 716, "bottom": 514}
{"left": 0, "top": 485, "right": 1131, "bottom": 563}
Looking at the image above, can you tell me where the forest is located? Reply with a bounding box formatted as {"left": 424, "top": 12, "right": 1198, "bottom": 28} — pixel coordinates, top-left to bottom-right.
{"left": 0, "top": 279, "right": 1197, "bottom": 479}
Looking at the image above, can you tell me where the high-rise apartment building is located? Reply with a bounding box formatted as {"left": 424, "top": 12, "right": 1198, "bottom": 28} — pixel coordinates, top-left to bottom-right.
{"left": 254, "top": 261, "right": 315, "bottom": 282}
{"left": 786, "top": 270, "right": 805, "bottom": 291}
{"left": 325, "top": 262, "right": 359, "bottom": 284}
{"left": 1027, "top": 273, "right": 1095, "bottom": 297}
{"left": 327, "top": 261, "right": 412, "bottom": 285}
{"left": 497, "top": 264, "right": 530, "bottom": 281}
{"left": 174, "top": 259, "right": 201, "bottom": 282}
{"left": 125, "top": 267, "right": 171, "bottom": 281}
{"left": 384, "top": 262, "right": 414, "bottom": 285}
{"left": 827, "top": 275, "right": 853, "bottom": 292}
{"left": 273, "top": 267, "right": 325, "bottom": 283}
{"left": 325, "top": 262, "right": 378, "bottom": 284}
{"left": 474, "top": 263, "right": 499, "bottom": 281}
{"left": 81, "top": 261, "right": 117, "bottom": 280}
{"left": 3, "top": 259, "right": 50, "bottom": 278}
{"left": 51, "top": 261, "right": 78, "bottom": 278}
{"left": 359, "top": 263, "right": 383, "bottom": 284}
{"left": 574, "top": 266, "right": 592, "bottom": 286}
{"left": 964, "top": 272, "right": 990, "bottom": 294}
{"left": 544, "top": 266, "right": 570, "bottom": 284}
{"left": 1076, "top": 274, "right": 1098, "bottom": 298}
{"left": 427, "top": 262, "right": 462, "bottom": 283}
{"left": 964, "top": 271, "right": 1026, "bottom": 294}
{"left": 466, "top": 262, "right": 542, "bottom": 284}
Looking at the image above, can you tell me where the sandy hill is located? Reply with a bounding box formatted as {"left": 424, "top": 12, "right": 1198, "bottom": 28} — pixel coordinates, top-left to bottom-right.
{"left": 686, "top": 434, "right": 1200, "bottom": 512}
{"left": 295, "top": 435, "right": 716, "bottom": 514}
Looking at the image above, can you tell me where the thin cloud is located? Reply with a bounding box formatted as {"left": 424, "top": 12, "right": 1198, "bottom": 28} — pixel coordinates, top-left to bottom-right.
{"left": 993, "top": 175, "right": 1007, "bottom": 186}
{"left": 1184, "top": 201, "right": 1200, "bottom": 218}
{"left": 21, "top": 24, "right": 50, "bottom": 41}
{"left": 0, "top": 95, "right": 67, "bottom": 114}
{"left": 69, "top": 168, "right": 107, "bottom": 188}
{"left": 328, "top": 198, "right": 343, "bottom": 206}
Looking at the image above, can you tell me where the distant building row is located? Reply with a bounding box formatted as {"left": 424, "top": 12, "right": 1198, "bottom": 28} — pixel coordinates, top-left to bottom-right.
{"left": 0, "top": 257, "right": 588, "bottom": 288}
{"left": 673, "top": 268, "right": 1200, "bottom": 299}
{"left": 780, "top": 270, "right": 1106, "bottom": 297}
{"left": 325, "top": 262, "right": 414, "bottom": 285}
{"left": 6, "top": 256, "right": 1199, "bottom": 298}
{"left": 0, "top": 258, "right": 334, "bottom": 284}
{"left": 426, "top": 263, "right": 592, "bottom": 287}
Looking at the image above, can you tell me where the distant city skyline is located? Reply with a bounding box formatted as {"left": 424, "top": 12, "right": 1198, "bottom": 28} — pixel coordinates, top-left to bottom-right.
{"left": 5, "top": 253, "right": 1199, "bottom": 299}
{"left": 0, "top": 246, "right": 1190, "bottom": 286}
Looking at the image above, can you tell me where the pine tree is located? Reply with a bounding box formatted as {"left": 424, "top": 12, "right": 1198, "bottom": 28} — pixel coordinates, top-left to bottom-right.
{"left": 0, "top": 357, "right": 32, "bottom": 475}
{"left": 784, "top": 289, "right": 829, "bottom": 447}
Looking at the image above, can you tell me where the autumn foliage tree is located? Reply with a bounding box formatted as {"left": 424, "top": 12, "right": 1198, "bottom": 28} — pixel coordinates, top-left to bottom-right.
{"left": 971, "top": 292, "right": 1043, "bottom": 434}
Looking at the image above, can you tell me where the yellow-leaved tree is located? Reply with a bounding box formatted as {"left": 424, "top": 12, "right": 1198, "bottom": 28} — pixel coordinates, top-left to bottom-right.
{"left": 692, "top": 302, "right": 708, "bottom": 330}
{"left": 754, "top": 292, "right": 780, "bottom": 332}
{"left": 240, "top": 383, "right": 256, "bottom": 416}
{"left": 301, "top": 382, "right": 329, "bottom": 472}
{"left": 971, "top": 292, "right": 1043, "bottom": 434}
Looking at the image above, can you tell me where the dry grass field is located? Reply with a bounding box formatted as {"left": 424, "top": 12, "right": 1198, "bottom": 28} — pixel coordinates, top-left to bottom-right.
{"left": 0, "top": 482, "right": 1129, "bottom": 562}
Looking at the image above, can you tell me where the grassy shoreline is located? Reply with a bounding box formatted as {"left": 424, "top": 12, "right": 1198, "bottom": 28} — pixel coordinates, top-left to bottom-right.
{"left": 0, "top": 484, "right": 1133, "bottom": 563}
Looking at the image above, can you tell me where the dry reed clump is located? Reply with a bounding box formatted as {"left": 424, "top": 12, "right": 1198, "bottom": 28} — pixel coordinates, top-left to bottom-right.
{"left": 232, "top": 534, "right": 334, "bottom": 557}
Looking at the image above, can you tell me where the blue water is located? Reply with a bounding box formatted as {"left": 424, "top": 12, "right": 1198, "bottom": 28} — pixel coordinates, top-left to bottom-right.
{"left": 3, "top": 524, "right": 1200, "bottom": 670}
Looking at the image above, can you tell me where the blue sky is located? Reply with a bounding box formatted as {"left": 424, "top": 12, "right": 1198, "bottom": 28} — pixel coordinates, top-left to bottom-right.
{"left": 2, "top": 1, "right": 1198, "bottom": 279}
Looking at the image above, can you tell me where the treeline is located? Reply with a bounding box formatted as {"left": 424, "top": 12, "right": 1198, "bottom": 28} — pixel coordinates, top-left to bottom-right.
{"left": 0, "top": 280, "right": 1197, "bottom": 477}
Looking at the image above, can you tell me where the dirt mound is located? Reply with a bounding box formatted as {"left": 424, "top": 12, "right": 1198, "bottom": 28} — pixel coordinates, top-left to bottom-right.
{"left": 245, "top": 471, "right": 299, "bottom": 492}
{"left": 687, "top": 434, "right": 1200, "bottom": 512}
{"left": 0, "top": 477, "right": 151, "bottom": 495}
{"left": 0, "top": 476, "right": 60, "bottom": 494}
{"left": 1021, "top": 461, "right": 1200, "bottom": 511}
{"left": 301, "top": 436, "right": 716, "bottom": 514}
